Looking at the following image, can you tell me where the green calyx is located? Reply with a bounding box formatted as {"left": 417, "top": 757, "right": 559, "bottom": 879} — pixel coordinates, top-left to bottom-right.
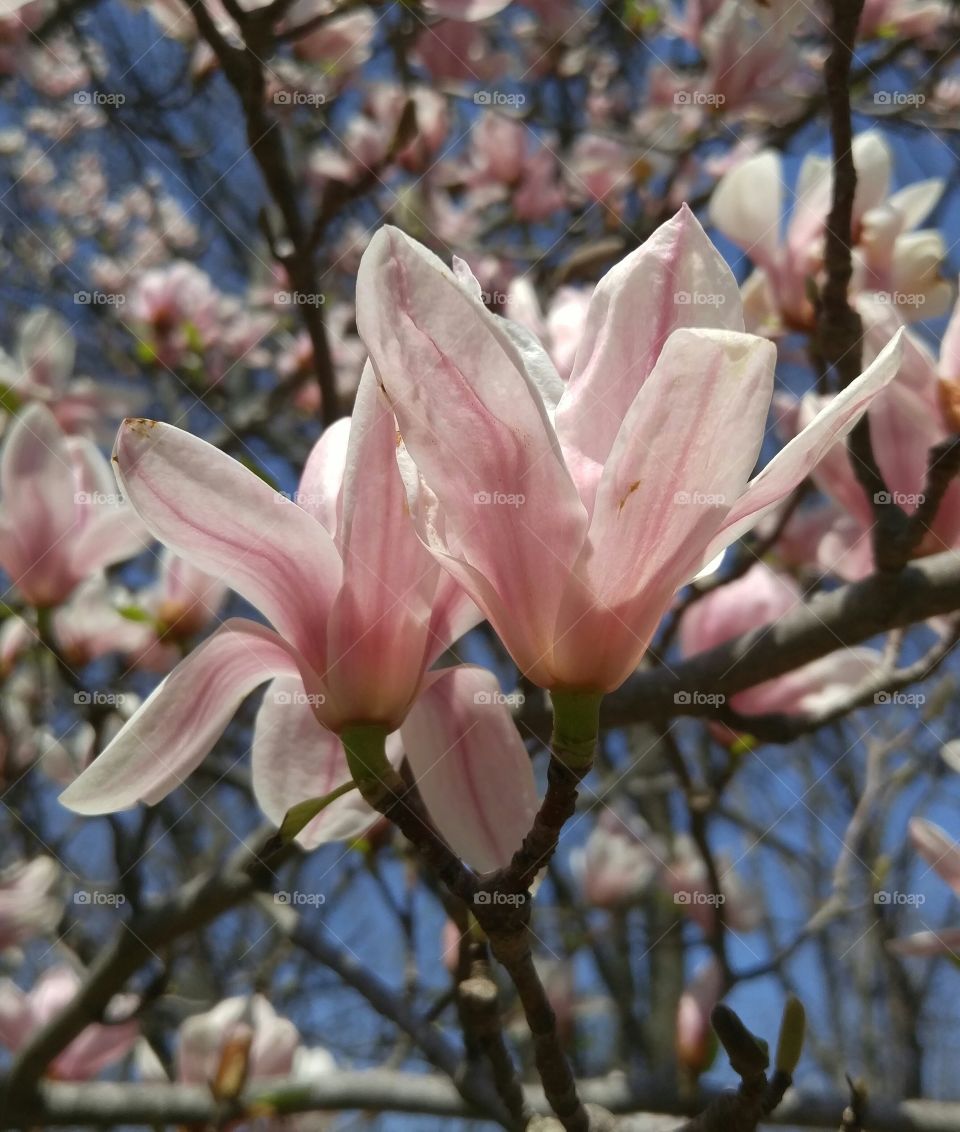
{"left": 549, "top": 689, "right": 604, "bottom": 770}
{"left": 341, "top": 723, "right": 393, "bottom": 809}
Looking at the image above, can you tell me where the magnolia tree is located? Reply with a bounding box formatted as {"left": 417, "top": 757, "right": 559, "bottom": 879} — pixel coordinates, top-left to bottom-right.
{"left": 2, "top": 0, "right": 960, "bottom": 1129}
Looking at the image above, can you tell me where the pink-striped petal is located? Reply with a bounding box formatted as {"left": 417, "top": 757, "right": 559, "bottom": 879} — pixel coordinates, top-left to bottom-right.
{"left": 557, "top": 206, "right": 744, "bottom": 511}
{"left": 59, "top": 619, "right": 302, "bottom": 814}
{"left": 251, "top": 675, "right": 379, "bottom": 850}
{"left": 400, "top": 665, "right": 538, "bottom": 874}
{"left": 356, "top": 226, "right": 587, "bottom": 680}
{"left": 296, "top": 416, "right": 351, "bottom": 532}
{"left": 113, "top": 419, "right": 341, "bottom": 668}
{"left": 702, "top": 329, "right": 904, "bottom": 564}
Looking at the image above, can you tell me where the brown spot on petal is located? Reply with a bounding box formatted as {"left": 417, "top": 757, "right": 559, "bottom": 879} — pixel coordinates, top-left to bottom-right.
{"left": 938, "top": 378, "right": 960, "bottom": 435}
{"left": 618, "top": 480, "right": 641, "bottom": 514}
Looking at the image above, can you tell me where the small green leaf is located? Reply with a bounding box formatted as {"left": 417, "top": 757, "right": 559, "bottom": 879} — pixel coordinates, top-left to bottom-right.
{"left": 0, "top": 384, "right": 23, "bottom": 414}
{"left": 775, "top": 996, "right": 806, "bottom": 1074}
{"left": 117, "top": 604, "right": 152, "bottom": 623}
{"left": 278, "top": 783, "right": 357, "bottom": 842}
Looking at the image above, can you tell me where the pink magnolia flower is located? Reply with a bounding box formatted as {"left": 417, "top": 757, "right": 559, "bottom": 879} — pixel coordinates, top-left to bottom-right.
{"left": 414, "top": 18, "right": 507, "bottom": 82}
{"left": 126, "top": 261, "right": 223, "bottom": 367}
{"left": 0, "top": 857, "right": 62, "bottom": 952}
{"left": 0, "top": 965, "right": 138, "bottom": 1080}
{"left": 710, "top": 132, "right": 950, "bottom": 335}
{"left": 676, "top": 957, "right": 723, "bottom": 1075}
{"left": 570, "top": 810, "right": 663, "bottom": 908}
{"left": 888, "top": 818, "right": 960, "bottom": 957}
{"left": 566, "top": 134, "right": 634, "bottom": 215}
{"left": 292, "top": 7, "right": 376, "bottom": 73}
{"left": 0, "top": 309, "right": 117, "bottom": 435}
{"left": 60, "top": 368, "right": 538, "bottom": 873}
{"left": 355, "top": 207, "right": 902, "bottom": 694}
{"left": 790, "top": 296, "right": 960, "bottom": 580}
{"left": 0, "top": 405, "right": 150, "bottom": 607}
{"left": 679, "top": 562, "right": 882, "bottom": 732}
{"left": 466, "top": 113, "right": 566, "bottom": 223}
{"left": 667, "top": 834, "right": 762, "bottom": 935}
{"left": 858, "top": 0, "right": 949, "bottom": 40}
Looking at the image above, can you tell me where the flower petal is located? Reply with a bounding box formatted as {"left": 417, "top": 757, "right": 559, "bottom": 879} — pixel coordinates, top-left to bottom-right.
{"left": 400, "top": 665, "right": 538, "bottom": 874}
{"left": 296, "top": 417, "right": 351, "bottom": 533}
{"left": 702, "top": 329, "right": 904, "bottom": 564}
{"left": 909, "top": 818, "right": 960, "bottom": 895}
{"left": 252, "top": 675, "right": 380, "bottom": 850}
{"left": 556, "top": 206, "right": 744, "bottom": 509}
{"left": 113, "top": 419, "right": 341, "bottom": 666}
{"left": 59, "top": 619, "right": 302, "bottom": 814}
{"left": 356, "top": 226, "right": 587, "bottom": 678}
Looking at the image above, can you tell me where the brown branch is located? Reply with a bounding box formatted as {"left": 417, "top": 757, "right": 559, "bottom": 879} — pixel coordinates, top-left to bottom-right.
{"left": 186, "top": 0, "right": 342, "bottom": 420}
{"left": 2, "top": 828, "right": 295, "bottom": 1100}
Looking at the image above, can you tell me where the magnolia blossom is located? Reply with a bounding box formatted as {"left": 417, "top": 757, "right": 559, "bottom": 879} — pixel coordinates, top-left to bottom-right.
{"left": 0, "top": 965, "right": 138, "bottom": 1079}
{"left": 710, "top": 131, "right": 950, "bottom": 334}
{"left": 60, "top": 369, "right": 538, "bottom": 873}
{"left": 788, "top": 295, "right": 960, "bottom": 580}
{"left": 0, "top": 404, "right": 149, "bottom": 606}
{"left": 679, "top": 562, "right": 882, "bottom": 734}
{"left": 0, "top": 857, "right": 62, "bottom": 952}
{"left": 356, "top": 207, "right": 902, "bottom": 694}
{"left": 570, "top": 810, "right": 663, "bottom": 908}
{"left": 888, "top": 819, "right": 960, "bottom": 957}
{"left": 0, "top": 309, "right": 118, "bottom": 435}
{"left": 668, "top": 834, "right": 762, "bottom": 935}
{"left": 465, "top": 113, "right": 566, "bottom": 223}
{"left": 676, "top": 957, "right": 723, "bottom": 1075}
